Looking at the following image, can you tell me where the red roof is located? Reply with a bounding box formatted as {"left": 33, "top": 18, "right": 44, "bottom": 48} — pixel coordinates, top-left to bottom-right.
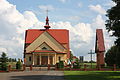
{"left": 25, "top": 29, "right": 69, "bottom": 44}
{"left": 95, "top": 29, "right": 105, "bottom": 52}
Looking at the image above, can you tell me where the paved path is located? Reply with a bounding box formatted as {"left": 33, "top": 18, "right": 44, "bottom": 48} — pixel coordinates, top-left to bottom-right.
{"left": 0, "top": 71, "right": 65, "bottom": 80}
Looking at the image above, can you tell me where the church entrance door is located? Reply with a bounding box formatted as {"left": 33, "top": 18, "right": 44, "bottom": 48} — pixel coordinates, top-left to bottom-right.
{"left": 41, "top": 56, "right": 48, "bottom": 65}
{"left": 37, "top": 56, "right": 40, "bottom": 65}
{"left": 50, "top": 56, "right": 53, "bottom": 65}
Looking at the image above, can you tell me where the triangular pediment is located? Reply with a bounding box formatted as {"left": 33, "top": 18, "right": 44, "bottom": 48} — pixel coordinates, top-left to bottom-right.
{"left": 26, "top": 31, "right": 66, "bottom": 53}
{"left": 36, "top": 42, "right": 53, "bottom": 51}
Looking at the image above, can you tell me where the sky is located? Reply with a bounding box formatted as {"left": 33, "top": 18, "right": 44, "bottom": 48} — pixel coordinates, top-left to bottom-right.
{"left": 0, "top": 0, "right": 116, "bottom": 61}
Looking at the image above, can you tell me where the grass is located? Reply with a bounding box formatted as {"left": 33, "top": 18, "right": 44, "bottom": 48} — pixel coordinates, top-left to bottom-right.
{"left": 64, "top": 71, "right": 120, "bottom": 80}
{"left": 79, "top": 63, "right": 97, "bottom": 69}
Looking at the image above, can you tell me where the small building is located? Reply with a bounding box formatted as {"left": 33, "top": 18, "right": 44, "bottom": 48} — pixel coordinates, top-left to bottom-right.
{"left": 24, "top": 16, "right": 70, "bottom": 66}
{"left": 95, "top": 29, "right": 105, "bottom": 67}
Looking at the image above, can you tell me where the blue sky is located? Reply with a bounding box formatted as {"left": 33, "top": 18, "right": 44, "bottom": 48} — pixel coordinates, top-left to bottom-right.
{"left": 7, "top": 0, "right": 111, "bottom": 23}
{"left": 0, "top": 0, "right": 116, "bottom": 61}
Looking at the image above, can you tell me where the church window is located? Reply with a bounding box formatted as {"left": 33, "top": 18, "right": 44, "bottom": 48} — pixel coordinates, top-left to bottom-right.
{"left": 29, "top": 56, "right": 31, "bottom": 61}
{"left": 42, "top": 47, "right": 47, "bottom": 50}
{"left": 59, "top": 56, "right": 61, "bottom": 62}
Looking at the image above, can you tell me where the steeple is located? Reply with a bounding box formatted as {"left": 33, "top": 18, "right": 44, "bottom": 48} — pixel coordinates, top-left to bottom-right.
{"left": 44, "top": 9, "right": 50, "bottom": 29}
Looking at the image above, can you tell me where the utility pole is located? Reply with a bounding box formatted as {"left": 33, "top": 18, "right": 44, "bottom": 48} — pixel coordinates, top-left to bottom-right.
{"left": 88, "top": 50, "right": 95, "bottom": 68}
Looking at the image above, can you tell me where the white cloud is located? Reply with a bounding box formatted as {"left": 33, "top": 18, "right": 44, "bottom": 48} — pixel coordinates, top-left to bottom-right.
{"left": 51, "top": 21, "right": 93, "bottom": 49}
{"left": 92, "top": 15, "right": 105, "bottom": 29}
{"left": 89, "top": 4, "right": 106, "bottom": 14}
{"left": 38, "top": 5, "right": 54, "bottom": 11}
{"left": 0, "top": 0, "right": 40, "bottom": 58}
{"left": 105, "top": 1, "right": 116, "bottom": 7}
{"left": 0, "top": 47, "right": 7, "bottom": 54}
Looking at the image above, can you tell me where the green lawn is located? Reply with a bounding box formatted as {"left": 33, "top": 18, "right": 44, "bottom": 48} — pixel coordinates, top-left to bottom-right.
{"left": 64, "top": 71, "right": 120, "bottom": 80}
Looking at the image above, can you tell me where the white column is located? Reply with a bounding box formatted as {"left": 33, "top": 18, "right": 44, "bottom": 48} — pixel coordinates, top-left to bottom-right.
{"left": 53, "top": 54, "right": 54, "bottom": 65}
{"left": 32, "top": 53, "right": 34, "bottom": 65}
{"left": 55, "top": 53, "right": 56, "bottom": 64}
{"left": 48, "top": 53, "right": 50, "bottom": 64}
{"left": 40, "top": 53, "right": 41, "bottom": 65}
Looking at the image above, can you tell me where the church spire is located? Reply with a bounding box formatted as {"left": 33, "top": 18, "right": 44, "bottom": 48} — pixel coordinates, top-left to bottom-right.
{"left": 44, "top": 9, "right": 50, "bottom": 29}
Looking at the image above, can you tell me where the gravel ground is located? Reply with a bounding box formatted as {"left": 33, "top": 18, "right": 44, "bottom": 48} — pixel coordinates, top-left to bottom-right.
{"left": 0, "top": 71, "right": 65, "bottom": 80}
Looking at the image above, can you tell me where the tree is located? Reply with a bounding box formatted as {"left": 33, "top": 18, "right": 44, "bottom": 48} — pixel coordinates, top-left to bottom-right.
{"left": 69, "top": 51, "right": 74, "bottom": 62}
{"left": 105, "top": 45, "right": 120, "bottom": 67}
{"left": 0, "top": 52, "right": 8, "bottom": 71}
{"left": 106, "top": 0, "right": 120, "bottom": 67}
{"left": 106, "top": 0, "right": 120, "bottom": 46}
{"left": 16, "top": 59, "right": 22, "bottom": 70}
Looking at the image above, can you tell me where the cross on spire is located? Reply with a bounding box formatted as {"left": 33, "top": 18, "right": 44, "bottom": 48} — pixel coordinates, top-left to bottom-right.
{"left": 44, "top": 8, "right": 50, "bottom": 29}
{"left": 46, "top": 9, "right": 49, "bottom": 16}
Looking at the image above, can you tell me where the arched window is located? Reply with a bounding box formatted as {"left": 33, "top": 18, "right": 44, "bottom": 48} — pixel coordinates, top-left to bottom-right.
{"left": 29, "top": 56, "right": 31, "bottom": 61}
{"left": 59, "top": 56, "right": 61, "bottom": 62}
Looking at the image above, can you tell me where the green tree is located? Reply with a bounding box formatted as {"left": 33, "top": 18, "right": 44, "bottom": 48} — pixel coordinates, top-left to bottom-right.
{"left": 0, "top": 52, "right": 8, "bottom": 71}
{"left": 69, "top": 51, "right": 74, "bottom": 62}
{"left": 105, "top": 46, "right": 120, "bottom": 67}
{"left": 16, "top": 59, "right": 22, "bottom": 70}
{"left": 106, "top": 0, "right": 120, "bottom": 46}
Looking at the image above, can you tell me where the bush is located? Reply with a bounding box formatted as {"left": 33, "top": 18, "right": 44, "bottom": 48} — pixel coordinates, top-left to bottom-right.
{"left": 1, "top": 63, "right": 8, "bottom": 71}
{"left": 58, "top": 61, "right": 64, "bottom": 69}
{"left": 16, "top": 61, "right": 22, "bottom": 70}
{"left": 73, "top": 62, "right": 79, "bottom": 69}
{"left": 0, "top": 52, "right": 8, "bottom": 71}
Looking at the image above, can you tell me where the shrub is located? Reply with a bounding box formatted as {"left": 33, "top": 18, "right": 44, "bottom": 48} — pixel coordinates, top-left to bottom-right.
{"left": 73, "top": 62, "right": 79, "bottom": 69}
{"left": 16, "top": 61, "right": 22, "bottom": 70}
{"left": 1, "top": 63, "right": 8, "bottom": 71}
{"left": 58, "top": 61, "right": 64, "bottom": 69}
{"left": 0, "top": 52, "right": 8, "bottom": 71}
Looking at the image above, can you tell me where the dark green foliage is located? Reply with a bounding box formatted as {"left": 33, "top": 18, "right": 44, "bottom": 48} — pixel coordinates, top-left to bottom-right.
{"left": 16, "top": 60, "right": 22, "bottom": 70}
{"left": 106, "top": 0, "right": 120, "bottom": 46}
{"left": 73, "top": 62, "right": 79, "bottom": 69}
{"left": 105, "top": 46, "right": 120, "bottom": 67}
{"left": 1, "top": 63, "right": 8, "bottom": 71}
{"left": 69, "top": 51, "right": 73, "bottom": 62}
{"left": 58, "top": 61, "right": 64, "bottom": 69}
{"left": 0, "top": 52, "right": 8, "bottom": 71}
{"left": 8, "top": 58, "right": 17, "bottom": 62}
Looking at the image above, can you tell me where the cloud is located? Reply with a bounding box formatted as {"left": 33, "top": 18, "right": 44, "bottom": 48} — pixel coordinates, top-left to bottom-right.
{"left": 105, "top": 1, "right": 116, "bottom": 7}
{"left": 89, "top": 4, "right": 106, "bottom": 14}
{"left": 92, "top": 15, "right": 105, "bottom": 29}
{"left": 51, "top": 21, "right": 93, "bottom": 48}
{"left": 38, "top": 5, "right": 55, "bottom": 11}
{"left": 0, "top": 0, "right": 40, "bottom": 58}
{"left": 0, "top": 47, "right": 7, "bottom": 54}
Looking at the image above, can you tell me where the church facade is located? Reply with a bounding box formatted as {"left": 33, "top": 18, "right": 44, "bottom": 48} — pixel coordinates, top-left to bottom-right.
{"left": 24, "top": 16, "right": 70, "bottom": 66}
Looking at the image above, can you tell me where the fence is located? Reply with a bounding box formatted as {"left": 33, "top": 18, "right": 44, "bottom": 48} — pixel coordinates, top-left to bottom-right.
{"left": 0, "top": 64, "right": 120, "bottom": 72}
{"left": 56, "top": 64, "right": 120, "bottom": 71}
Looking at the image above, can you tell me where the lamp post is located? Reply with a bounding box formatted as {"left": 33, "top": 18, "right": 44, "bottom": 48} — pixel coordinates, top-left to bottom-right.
{"left": 88, "top": 50, "right": 95, "bottom": 68}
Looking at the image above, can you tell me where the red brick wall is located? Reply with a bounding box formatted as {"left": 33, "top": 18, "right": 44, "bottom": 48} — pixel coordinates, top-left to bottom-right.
{"left": 97, "top": 52, "right": 105, "bottom": 66}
